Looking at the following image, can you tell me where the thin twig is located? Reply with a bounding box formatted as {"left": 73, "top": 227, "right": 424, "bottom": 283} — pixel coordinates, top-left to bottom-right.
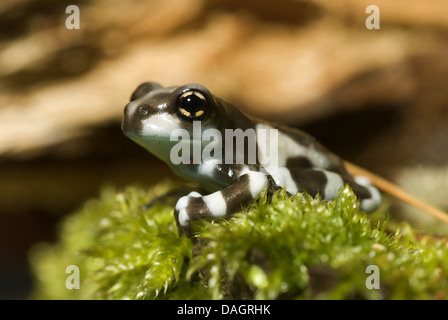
{"left": 344, "top": 161, "right": 448, "bottom": 225}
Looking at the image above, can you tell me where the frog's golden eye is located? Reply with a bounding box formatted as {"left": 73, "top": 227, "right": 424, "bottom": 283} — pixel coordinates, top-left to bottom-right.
{"left": 177, "top": 90, "right": 207, "bottom": 121}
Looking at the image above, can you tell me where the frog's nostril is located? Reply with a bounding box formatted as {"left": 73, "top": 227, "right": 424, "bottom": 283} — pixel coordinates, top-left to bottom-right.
{"left": 138, "top": 106, "right": 149, "bottom": 116}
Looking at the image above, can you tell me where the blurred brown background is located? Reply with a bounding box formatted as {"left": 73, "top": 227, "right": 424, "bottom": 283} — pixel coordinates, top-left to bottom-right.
{"left": 1, "top": 0, "right": 447, "bottom": 298}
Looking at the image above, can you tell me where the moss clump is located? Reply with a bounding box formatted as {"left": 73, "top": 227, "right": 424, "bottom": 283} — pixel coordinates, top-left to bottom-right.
{"left": 30, "top": 182, "right": 448, "bottom": 300}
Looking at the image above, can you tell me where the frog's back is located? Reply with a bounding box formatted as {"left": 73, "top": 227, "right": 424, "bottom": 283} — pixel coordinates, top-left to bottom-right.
{"left": 251, "top": 117, "right": 349, "bottom": 175}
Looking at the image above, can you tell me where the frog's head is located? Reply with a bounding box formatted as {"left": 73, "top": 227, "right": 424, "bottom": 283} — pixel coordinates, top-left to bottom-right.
{"left": 122, "top": 82, "right": 222, "bottom": 163}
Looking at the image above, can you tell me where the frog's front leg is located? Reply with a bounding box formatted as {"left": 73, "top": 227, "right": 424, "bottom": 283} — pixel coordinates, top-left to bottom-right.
{"left": 174, "top": 169, "right": 270, "bottom": 237}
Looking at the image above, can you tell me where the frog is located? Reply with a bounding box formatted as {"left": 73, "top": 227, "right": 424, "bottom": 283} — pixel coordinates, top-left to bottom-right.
{"left": 121, "top": 82, "right": 381, "bottom": 237}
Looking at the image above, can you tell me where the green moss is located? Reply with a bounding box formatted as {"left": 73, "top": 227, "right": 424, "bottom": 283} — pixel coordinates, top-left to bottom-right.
{"left": 29, "top": 182, "right": 448, "bottom": 300}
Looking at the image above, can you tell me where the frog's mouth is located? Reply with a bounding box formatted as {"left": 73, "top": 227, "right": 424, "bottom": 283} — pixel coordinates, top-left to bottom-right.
{"left": 124, "top": 127, "right": 222, "bottom": 166}
{"left": 121, "top": 123, "right": 177, "bottom": 143}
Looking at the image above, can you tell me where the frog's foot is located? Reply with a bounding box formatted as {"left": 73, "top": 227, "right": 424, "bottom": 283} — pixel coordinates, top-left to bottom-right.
{"left": 174, "top": 191, "right": 203, "bottom": 238}
{"left": 174, "top": 170, "right": 270, "bottom": 238}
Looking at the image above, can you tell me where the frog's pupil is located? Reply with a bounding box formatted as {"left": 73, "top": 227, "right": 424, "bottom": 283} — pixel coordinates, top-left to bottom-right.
{"left": 182, "top": 94, "right": 203, "bottom": 113}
